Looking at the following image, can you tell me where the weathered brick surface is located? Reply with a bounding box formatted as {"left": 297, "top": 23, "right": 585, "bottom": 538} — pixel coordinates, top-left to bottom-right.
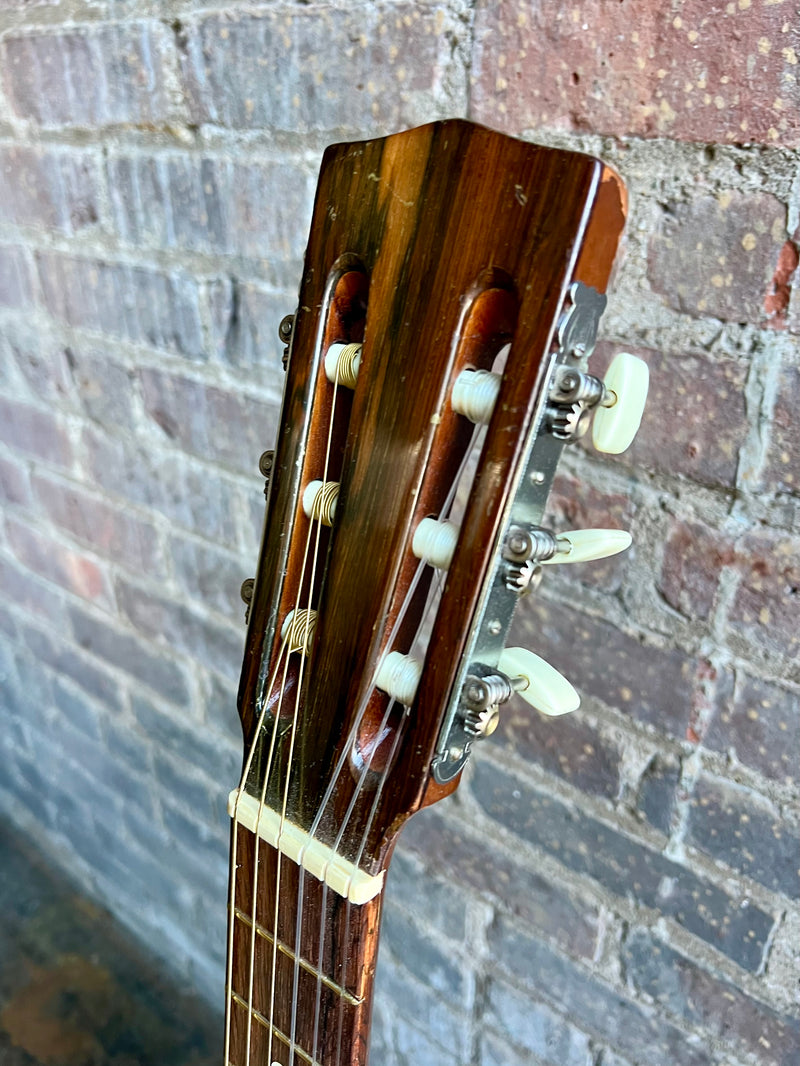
{"left": 686, "top": 774, "right": 799, "bottom": 898}
{"left": 472, "top": 0, "right": 800, "bottom": 146}
{"left": 0, "top": 395, "right": 72, "bottom": 467}
{"left": 116, "top": 576, "right": 244, "bottom": 681}
{"left": 107, "top": 154, "right": 313, "bottom": 262}
{"left": 636, "top": 754, "right": 681, "bottom": 836}
{"left": 36, "top": 251, "right": 210, "bottom": 360}
{"left": 588, "top": 343, "right": 749, "bottom": 489}
{"left": 498, "top": 702, "right": 623, "bottom": 799}
{"left": 69, "top": 603, "right": 190, "bottom": 707}
{"left": 472, "top": 757, "right": 773, "bottom": 972}
{"left": 764, "top": 365, "right": 800, "bottom": 494}
{"left": 0, "top": 243, "right": 35, "bottom": 309}
{"left": 5, "top": 515, "right": 113, "bottom": 607}
{"left": 659, "top": 518, "right": 733, "bottom": 620}
{"left": 138, "top": 367, "right": 280, "bottom": 475}
{"left": 0, "top": 145, "right": 100, "bottom": 234}
{"left": 513, "top": 598, "right": 696, "bottom": 740}
{"left": 489, "top": 916, "right": 714, "bottom": 1066}
{"left": 402, "top": 807, "right": 599, "bottom": 962}
{"left": 81, "top": 426, "right": 238, "bottom": 545}
{"left": 729, "top": 531, "right": 800, "bottom": 659}
{"left": 647, "top": 191, "right": 788, "bottom": 324}
{"left": 31, "top": 471, "right": 166, "bottom": 577}
{"left": 1, "top": 23, "right": 186, "bottom": 128}
{"left": 707, "top": 672, "right": 800, "bottom": 785}
{"left": 178, "top": 5, "right": 466, "bottom": 133}
{"left": 623, "top": 929, "right": 800, "bottom": 1066}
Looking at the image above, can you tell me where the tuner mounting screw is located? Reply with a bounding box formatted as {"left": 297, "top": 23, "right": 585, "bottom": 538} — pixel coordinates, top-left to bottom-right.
{"left": 240, "top": 577, "right": 255, "bottom": 624}
{"left": 279, "top": 314, "right": 295, "bottom": 369}
{"left": 259, "top": 450, "right": 274, "bottom": 497}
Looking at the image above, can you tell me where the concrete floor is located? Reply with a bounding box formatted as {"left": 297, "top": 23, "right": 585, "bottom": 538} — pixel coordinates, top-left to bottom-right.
{"left": 0, "top": 820, "right": 221, "bottom": 1066}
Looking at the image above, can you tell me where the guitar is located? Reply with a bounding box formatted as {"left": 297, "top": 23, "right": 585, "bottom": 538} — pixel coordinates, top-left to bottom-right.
{"left": 224, "top": 119, "right": 648, "bottom": 1066}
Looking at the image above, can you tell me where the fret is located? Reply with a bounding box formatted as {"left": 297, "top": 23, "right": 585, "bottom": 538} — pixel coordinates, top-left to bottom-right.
{"left": 232, "top": 907, "right": 363, "bottom": 1007}
{"left": 228, "top": 825, "right": 381, "bottom": 1066}
{"left": 228, "top": 991, "right": 324, "bottom": 1066}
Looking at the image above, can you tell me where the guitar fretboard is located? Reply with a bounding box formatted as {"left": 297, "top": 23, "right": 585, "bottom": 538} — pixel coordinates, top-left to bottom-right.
{"left": 228, "top": 825, "right": 382, "bottom": 1066}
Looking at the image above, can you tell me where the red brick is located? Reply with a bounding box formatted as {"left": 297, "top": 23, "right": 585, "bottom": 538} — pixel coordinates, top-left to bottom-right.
{"left": 0, "top": 23, "right": 186, "bottom": 128}
{"left": 647, "top": 192, "right": 788, "bottom": 325}
{"left": 729, "top": 532, "right": 800, "bottom": 659}
{"left": 5, "top": 516, "right": 113, "bottom": 606}
{"left": 498, "top": 704, "right": 622, "bottom": 799}
{"left": 30, "top": 472, "right": 165, "bottom": 577}
{"left": 472, "top": 1, "right": 800, "bottom": 146}
{"left": 0, "top": 145, "right": 100, "bottom": 234}
{"left": 178, "top": 5, "right": 464, "bottom": 132}
{"left": 545, "top": 473, "right": 634, "bottom": 594}
{"left": 763, "top": 366, "right": 800, "bottom": 494}
{"left": 707, "top": 672, "right": 800, "bottom": 786}
{"left": 659, "top": 519, "right": 734, "bottom": 620}
{"left": 512, "top": 598, "right": 696, "bottom": 740}
{"left": 0, "top": 396, "right": 72, "bottom": 467}
{"left": 587, "top": 343, "right": 748, "bottom": 489}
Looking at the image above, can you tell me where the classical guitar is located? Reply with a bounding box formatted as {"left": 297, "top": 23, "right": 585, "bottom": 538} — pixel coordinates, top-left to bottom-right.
{"left": 224, "top": 119, "right": 648, "bottom": 1066}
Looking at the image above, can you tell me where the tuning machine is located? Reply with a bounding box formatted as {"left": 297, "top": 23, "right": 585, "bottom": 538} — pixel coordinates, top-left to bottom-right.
{"left": 546, "top": 351, "right": 649, "bottom": 453}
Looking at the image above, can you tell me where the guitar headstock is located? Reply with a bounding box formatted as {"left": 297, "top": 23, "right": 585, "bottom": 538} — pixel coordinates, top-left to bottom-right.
{"left": 233, "top": 120, "right": 645, "bottom": 898}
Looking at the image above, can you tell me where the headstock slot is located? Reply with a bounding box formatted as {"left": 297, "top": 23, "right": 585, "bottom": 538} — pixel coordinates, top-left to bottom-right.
{"left": 236, "top": 120, "right": 626, "bottom": 883}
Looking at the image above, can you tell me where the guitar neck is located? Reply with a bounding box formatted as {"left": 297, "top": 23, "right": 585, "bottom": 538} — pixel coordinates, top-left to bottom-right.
{"left": 227, "top": 823, "right": 382, "bottom": 1066}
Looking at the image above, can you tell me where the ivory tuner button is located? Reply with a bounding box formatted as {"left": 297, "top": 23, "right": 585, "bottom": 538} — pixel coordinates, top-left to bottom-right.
{"left": 591, "top": 352, "right": 649, "bottom": 454}
{"left": 540, "top": 528, "right": 632, "bottom": 565}
{"left": 497, "top": 647, "right": 580, "bottom": 717}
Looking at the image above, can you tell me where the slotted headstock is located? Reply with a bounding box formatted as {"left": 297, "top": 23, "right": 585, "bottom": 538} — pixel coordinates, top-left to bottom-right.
{"left": 235, "top": 120, "right": 632, "bottom": 893}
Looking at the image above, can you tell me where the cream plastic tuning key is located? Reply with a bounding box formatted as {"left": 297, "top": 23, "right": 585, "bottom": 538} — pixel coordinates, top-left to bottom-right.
{"left": 325, "top": 342, "right": 362, "bottom": 388}
{"left": 591, "top": 352, "right": 649, "bottom": 454}
{"left": 412, "top": 517, "right": 459, "bottom": 570}
{"left": 540, "top": 528, "right": 632, "bottom": 565}
{"left": 451, "top": 369, "right": 502, "bottom": 424}
{"left": 497, "top": 647, "right": 580, "bottom": 717}
{"left": 375, "top": 651, "right": 422, "bottom": 707}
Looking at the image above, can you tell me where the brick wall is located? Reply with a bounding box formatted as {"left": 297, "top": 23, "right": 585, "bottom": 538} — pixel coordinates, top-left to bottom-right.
{"left": 0, "top": 2, "right": 797, "bottom": 1065}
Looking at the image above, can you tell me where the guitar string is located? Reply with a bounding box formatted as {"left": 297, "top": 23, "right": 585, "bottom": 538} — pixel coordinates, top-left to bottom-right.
{"left": 300, "top": 425, "right": 482, "bottom": 1066}
{"left": 224, "top": 636, "right": 291, "bottom": 1066}
{"left": 231, "top": 362, "right": 345, "bottom": 1061}
{"left": 244, "top": 634, "right": 296, "bottom": 1065}
{"left": 270, "top": 373, "right": 342, "bottom": 1065}
{"left": 334, "top": 707, "right": 409, "bottom": 1066}
{"left": 234, "top": 359, "right": 482, "bottom": 1064}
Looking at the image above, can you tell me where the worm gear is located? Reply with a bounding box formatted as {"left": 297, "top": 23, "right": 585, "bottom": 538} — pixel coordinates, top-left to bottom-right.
{"left": 545, "top": 400, "right": 592, "bottom": 442}
{"left": 504, "top": 558, "right": 543, "bottom": 596}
